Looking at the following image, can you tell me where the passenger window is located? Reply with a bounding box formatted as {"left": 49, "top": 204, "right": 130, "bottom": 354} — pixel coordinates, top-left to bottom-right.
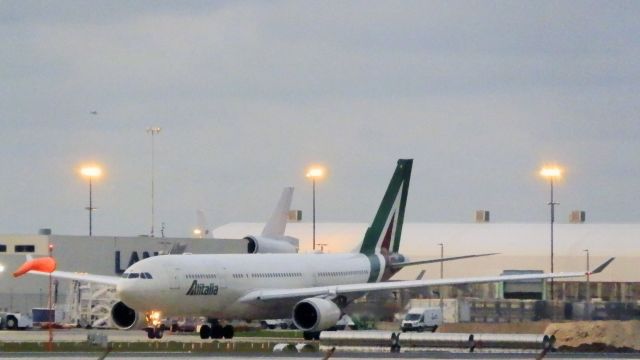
{"left": 0, "top": 244, "right": 6, "bottom": 252}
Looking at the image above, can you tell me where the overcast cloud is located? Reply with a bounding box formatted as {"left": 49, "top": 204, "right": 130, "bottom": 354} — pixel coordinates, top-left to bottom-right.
{"left": 1, "top": 1, "right": 639, "bottom": 237}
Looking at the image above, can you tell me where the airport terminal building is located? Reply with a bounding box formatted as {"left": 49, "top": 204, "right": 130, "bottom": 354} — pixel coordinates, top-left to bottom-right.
{"left": 0, "top": 233, "right": 245, "bottom": 319}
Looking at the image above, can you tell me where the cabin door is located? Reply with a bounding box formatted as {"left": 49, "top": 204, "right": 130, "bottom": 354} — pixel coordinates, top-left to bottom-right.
{"left": 168, "top": 267, "right": 182, "bottom": 290}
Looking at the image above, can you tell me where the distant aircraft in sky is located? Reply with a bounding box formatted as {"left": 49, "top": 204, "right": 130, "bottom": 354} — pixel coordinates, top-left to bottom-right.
{"left": 15, "top": 159, "right": 613, "bottom": 340}
{"left": 90, "top": 110, "right": 98, "bottom": 115}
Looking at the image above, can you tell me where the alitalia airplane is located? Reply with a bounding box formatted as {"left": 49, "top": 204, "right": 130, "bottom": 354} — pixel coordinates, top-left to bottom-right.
{"left": 14, "top": 159, "right": 614, "bottom": 340}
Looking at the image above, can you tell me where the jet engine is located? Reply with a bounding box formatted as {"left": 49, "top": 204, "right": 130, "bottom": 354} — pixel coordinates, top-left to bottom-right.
{"left": 244, "top": 235, "right": 298, "bottom": 254}
{"left": 292, "top": 298, "right": 341, "bottom": 331}
{"left": 110, "top": 301, "right": 145, "bottom": 330}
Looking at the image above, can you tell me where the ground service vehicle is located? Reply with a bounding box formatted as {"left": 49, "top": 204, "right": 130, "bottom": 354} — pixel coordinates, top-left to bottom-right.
{"left": 0, "top": 312, "right": 33, "bottom": 330}
{"left": 401, "top": 307, "right": 442, "bottom": 332}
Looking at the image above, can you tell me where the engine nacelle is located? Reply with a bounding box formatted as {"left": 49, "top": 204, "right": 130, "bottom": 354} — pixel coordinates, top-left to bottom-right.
{"left": 110, "top": 301, "right": 145, "bottom": 330}
{"left": 292, "top": 298, "right": 342, "bottom": 332}
{"left": 244, "top": 235, "right": 299, "bottom": 254}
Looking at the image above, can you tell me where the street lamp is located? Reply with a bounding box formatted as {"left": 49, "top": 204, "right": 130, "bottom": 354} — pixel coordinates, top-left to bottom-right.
{"left": 438, "top": 243, "right": 444, "bottom": 279}
{"left": 147, "top": 127, "right": 161, "bottom": 237}
{"left": 80, "top": 165, "right": 102, "bottom": 236}
{"left": 540, "top": 165, "right": 562, "bottom": 300}
{"left": 584, "top": 249, "right": 591, "bottom": 318}
{"left": 306, "top": 166, "right": 325, "bottom": 251}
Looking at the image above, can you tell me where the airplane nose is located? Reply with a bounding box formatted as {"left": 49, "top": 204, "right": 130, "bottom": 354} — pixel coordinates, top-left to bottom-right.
{"left": 116, "top": 279, "right": 135, "bottom": 303}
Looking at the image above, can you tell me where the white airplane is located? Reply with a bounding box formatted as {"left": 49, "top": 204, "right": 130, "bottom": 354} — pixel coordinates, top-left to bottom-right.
{"left": 195, "top": 187, "right": 299, "bottom": 253}
{"left": 15, "top": 159, "right": 614, "bottom": 340}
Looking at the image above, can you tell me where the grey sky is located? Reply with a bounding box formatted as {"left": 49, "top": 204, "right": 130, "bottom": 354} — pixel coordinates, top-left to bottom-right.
{"left": 1, "top": 1, "right": 639, "bottom": 237}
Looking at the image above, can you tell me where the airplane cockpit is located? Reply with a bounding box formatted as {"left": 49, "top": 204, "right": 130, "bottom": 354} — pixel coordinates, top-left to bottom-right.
{"left": 121, "top": 272, "right": 154, "bottom": 279}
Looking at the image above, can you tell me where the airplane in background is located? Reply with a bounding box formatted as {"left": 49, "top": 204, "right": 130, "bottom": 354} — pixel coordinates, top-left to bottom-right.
{"left": 195, "top": 187, "right": 299, "bottom": 254}
{"left": 15, "top": 159, "right": 614, "bottom": 340}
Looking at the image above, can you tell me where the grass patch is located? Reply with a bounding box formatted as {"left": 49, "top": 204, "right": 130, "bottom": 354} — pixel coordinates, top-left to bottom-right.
{"left": 234, "top": 329, "right": 304, "bottom": 339}
{"left": 0, "top": 339, "right": 313, "bottom": 353}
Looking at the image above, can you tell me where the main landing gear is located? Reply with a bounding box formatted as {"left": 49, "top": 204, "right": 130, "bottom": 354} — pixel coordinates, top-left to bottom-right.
{"left": 303, "top": 331, "right": 321, "bottom": 340}
{"left": 199, "top": 319, "right": 234, "bottom": 339}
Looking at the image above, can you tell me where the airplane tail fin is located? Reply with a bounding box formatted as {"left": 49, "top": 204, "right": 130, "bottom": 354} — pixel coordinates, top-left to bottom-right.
{"left": 358, "top": 159, "right": 412, "bottom": 256}
{"left": 261, "top": 187, "right": 294, "bottom": 238}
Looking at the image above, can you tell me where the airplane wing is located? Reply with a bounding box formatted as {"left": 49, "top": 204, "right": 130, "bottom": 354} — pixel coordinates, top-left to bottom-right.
{"left": 20, "top": 270, "right": 120, "bottom": 286}
{"left": 239, "top": 257, "right": 614, "bottom": 302}
{"left": 390, "top": 253, "right": 498, "bottom": 269}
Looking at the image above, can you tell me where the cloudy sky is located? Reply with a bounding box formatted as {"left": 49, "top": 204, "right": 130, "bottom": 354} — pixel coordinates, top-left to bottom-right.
{"left": 1, "top": 1, "right": 639, "bottom": 237}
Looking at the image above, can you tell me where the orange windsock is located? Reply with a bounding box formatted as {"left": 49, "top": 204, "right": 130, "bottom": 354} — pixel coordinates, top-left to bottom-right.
{"left": 13, "top": 257, "right": 57, "bottom": 277}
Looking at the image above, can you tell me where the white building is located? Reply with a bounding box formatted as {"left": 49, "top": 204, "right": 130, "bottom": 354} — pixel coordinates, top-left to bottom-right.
{"left": 214, "top": 222, "right": 639, "bottom": 283}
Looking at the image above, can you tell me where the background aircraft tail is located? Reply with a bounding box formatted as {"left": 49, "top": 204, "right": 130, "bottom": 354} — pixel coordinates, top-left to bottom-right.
{"left": 358, "top": 159, "right": 412, "bottom": 256}
{"left": 261, "top": 187, "right": 294, "bottom": 238}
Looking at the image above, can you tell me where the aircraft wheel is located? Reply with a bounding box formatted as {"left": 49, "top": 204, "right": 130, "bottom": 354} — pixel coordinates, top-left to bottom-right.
{"left": 6, "top": 316, "right": 18, "bottom": 330}
{"left": 146, "top": 329, "right": 155, "bottom": 339}
{"left": 222, "top": 324, "right": 234, "bottom": 339}
{"left": 303, "top": 331, "right": 320, "bottom": 341}
{"left": 155, "top": 328, "right": 164, "bottom": 339}
{"left": 211, "top": 324, "right": 223, "bottom": 339}
{"left": 199, "top": 324, "right": 211, "bottom": 339}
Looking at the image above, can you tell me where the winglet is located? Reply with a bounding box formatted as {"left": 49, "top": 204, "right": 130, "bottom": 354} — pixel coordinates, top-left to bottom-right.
{"left": 589, "top": 257, "right": 615, "bottom": 275}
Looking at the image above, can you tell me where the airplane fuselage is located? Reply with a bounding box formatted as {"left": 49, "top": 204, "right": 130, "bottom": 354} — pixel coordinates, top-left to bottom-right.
{"left": 117, "top": 253, "right": 385, "bottom": 320}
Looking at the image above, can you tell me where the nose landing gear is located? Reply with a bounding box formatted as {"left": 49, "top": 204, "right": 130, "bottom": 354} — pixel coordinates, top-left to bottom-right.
{"left": 144, "top": 310, "right": 165, "bottom": 339}
{"left": 146, "top": 325, "right": 165, "bottom": 339}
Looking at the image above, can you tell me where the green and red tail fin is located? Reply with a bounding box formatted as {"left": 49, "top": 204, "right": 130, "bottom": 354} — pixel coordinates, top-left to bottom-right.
{"left": 358, "top": 159, "right": 412, "bottom": 256}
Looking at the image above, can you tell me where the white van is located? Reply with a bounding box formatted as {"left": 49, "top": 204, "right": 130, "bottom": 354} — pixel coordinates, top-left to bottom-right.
{"left": 400, "top": 307, "right": 442, "bottom": 332}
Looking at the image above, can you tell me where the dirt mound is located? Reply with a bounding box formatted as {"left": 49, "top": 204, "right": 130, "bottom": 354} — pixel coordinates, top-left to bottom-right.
{"left": 545, "top": 320, "right": 640, "bottom": 351}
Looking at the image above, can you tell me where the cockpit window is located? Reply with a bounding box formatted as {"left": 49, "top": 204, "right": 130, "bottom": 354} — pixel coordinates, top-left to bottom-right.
{"left": 122, "top": 272, "right": 152, "bottom": 279}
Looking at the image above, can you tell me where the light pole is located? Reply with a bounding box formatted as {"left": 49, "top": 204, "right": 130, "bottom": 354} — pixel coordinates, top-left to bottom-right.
{"left": 584, "top": 249, "right": 590, "bottom": 319}
{"left": 47, "top": 243, "right": 53, "bottom": 351}
{"left": 80, "top": 166, "right": 102, "bottom": 236}
{"left": 540, "top": 166, "right": 562, "bottom": 301}
{"left": 438, "top": 243, "right": 444, "bottom": 279}
{"left": 147, "top": 127, "right": 161, "bottom": 237}
{"left": 306, "top": 166, "right": 325, "bottom": 251}
{"left": 438, "top": 243, "right": 444, "bottom": 316}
